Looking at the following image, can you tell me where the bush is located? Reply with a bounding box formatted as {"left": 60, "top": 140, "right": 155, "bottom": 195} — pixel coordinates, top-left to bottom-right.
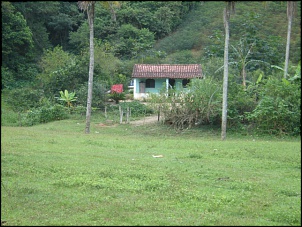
{"left": 119, "top": 100, "right": 154, "bottom": 117}
{"left": 75, "top": 82, "right": 108, "bottom": 108}
{"left": 149, "top": 78, "right": 222, "bottom": 130}
{"left": 21, "top": 104, "right": 69, "bottom": 126}
{"left": 246, "top": 77, "right": 301, "bottom": 136}
{"left": 106, "top": 100, "right": 154, "bottom": 119}
{"left": 227, "top": 80, "right": 258, "bottom": 128}
{"left": 3, "top": 87, "right": 45, "bottom": 112}
{"left": 108, "top": 92, "right": 126, "bottom": 104}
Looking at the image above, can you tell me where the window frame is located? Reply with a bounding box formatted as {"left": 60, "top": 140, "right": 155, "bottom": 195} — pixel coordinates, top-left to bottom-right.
{"left": 145, "top": 79, "right": 155, "bottom": 88}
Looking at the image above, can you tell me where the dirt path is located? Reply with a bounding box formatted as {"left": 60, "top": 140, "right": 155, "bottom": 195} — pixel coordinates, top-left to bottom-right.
{"left": 130, "top": 114, "right": 160, "bottom": 126}
{"left": 96, "top": 114, "right": 160, "bottom": 127}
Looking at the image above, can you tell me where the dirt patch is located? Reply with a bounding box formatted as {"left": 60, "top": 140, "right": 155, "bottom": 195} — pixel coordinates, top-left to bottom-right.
{"left": 96, "top": 119, "right": 117, "bottom": 127}
{"left": 96, "top": 115, "right": 160, "bottom": 127}
{"left": 130, "top": 115, "right": 160, "bottom": 126}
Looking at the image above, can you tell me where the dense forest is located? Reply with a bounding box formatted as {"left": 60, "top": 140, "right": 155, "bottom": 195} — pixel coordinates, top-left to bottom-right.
{"left": 1, "top": 1, "right": 301, "bottom": 136}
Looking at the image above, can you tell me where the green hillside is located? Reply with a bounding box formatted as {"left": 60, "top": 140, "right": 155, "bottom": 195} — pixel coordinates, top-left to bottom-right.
{"left": 156, "top": 1, "right": 301, "bottom": 65}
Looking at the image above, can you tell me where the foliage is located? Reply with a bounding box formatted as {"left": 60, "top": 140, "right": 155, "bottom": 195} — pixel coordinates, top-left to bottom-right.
{"left": 46, "top": 2, "right": 84, "bottom": 49}
{"left": 56, "top": 90, "right": 77, "bottom": 108}
{"left": 12, "top": 2, "right": 83, "bottom": 52}
{"left": 20, "top": 104, "right": 69, "bottom": 126}
{"left": 246, "top": 77, "right": 301, "bottom": 136}
{"left": 288, "top": 61, "right": 301, "bottom": 83}
{"left": 1, "top": 2, "right": 34, "bottom": 61}
{"left": 113, "top": 24, "right": 155, "bottom": 59}
{"left": 227, "top": 77, "right": 258, "bottom": 128}
{"left": 75, "top": 82, "right": 108, "bottom": 109}
{"left": 155, "top": 2, "right": 221, "bottom": 54}
{"left": 2, "top": 1, "right": 301, "bottom": 137}
{"left": 104, "top": 100, "right": 154, "bottom": 120}
{"left": 37, "top": 45, "right": 83, "bottom": 95}
{"left": 203, "top": 29, "right": 225, "bottom": 59}
{"left": 271, "top": 61, "right": 301, "bottom": 82}
{"left": 92, "top": 41, "right": 123, "bottom": 85}
{"left": 1, "top": 2, "right": 37, "bottom": 87}
{"left": 119, "top": 100, "right": 154, "bottom": 117}
{"left": 117, "top": 1, "right": 196, "bottom": 40}
{"left": 108, "top": 92, "right": 126, "bottom": 104}
{"left": 149, "top": 78, "right": 222, "bottom": 130}
{"left": 2, "top": 87, "right": 45, "bottom": 112}
{"left": 163, "top": 50, "right": 199, "bottom": 64}
{"left": 1, "top": 67, "right": 15, "bottom": 90}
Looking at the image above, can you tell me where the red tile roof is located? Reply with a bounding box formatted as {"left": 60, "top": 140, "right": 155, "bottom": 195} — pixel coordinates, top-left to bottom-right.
{"left": 132, "top": 64, "right": 203, "bottom": 79}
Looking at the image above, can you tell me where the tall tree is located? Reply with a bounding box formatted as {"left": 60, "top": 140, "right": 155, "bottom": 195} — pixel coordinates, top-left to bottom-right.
{"left": 78, "top": 1, "right": 120, "bottom": 133}
{"left": 221, "top": 1, "right": 235, "bottom": 140}
{"left": 284, "top": 1, "right": 296, "bottom": 78}
{"left": 78, "top": 1, "right": 95, "bottom": 134}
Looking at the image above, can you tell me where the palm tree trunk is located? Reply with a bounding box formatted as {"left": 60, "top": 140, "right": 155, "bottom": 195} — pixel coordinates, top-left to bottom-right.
{"left": 85, "top": 3, "right": 95, "bottom": 134}
{"left": 221, "top": 2, "right": 233, "bottom": 140}
{"left": 284, "top": 1, "right": 294, "bottom": 79}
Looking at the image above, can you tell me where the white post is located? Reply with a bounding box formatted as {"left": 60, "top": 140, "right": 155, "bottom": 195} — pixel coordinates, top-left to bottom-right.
{"left": 119, "top": 105, "right": 123, "bottom": 124}
{"left": 166, "top": 78, "right": 169, "bottom": 96}
{"left": 133, "top": 78, "right": 137, "bottom": 99}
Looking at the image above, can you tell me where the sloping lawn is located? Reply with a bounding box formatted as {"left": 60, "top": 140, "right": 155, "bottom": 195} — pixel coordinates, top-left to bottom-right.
{"left": 1, "top": 119, "right": 301, "bottom": 226}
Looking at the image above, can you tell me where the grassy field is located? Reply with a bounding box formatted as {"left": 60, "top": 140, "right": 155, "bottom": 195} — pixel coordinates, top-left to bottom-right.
{"left": 1, "top": 117, "right": 301, "bottom": 226}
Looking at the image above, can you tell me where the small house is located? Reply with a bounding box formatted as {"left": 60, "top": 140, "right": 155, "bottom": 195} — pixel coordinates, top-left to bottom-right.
{"left": 131, "top": 64, "right": 203, "bottom": 100}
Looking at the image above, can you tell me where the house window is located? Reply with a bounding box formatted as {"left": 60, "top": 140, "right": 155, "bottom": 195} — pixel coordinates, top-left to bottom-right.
{"left": 146, "top": 79, "right": 155, "bottom": 88}
{"left": 182, "top": 79, "right": 190, "bottom": 87}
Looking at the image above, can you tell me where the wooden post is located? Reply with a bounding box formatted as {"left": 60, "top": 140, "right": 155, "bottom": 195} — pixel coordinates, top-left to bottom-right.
{"left": 104, "top": 106, "right": 107, "bottom": 118}
{"left": 126, "top": 107, "right": 130, "bottom": 123}
{"left": 119, "top": 105, "right": 123, "bottom": 124}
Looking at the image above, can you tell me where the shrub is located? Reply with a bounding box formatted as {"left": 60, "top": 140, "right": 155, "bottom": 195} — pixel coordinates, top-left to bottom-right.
{"left": 3, "top": 87, "right": 45, "bottom": 112}
{"left": 75, "top": 82, "right": 108, "bottom": 108}
{"left": 106, "top": 100, "right": 154, "bottom": 119}
{"left": 149, "top": 78, "right": 222, "bottom": 130}
{"left": 227, "top": 79, "right": 258, "bottom": 128}
{"left": 21, "top": 104, "right": 69, "bottom": 126}
{"left": 246, "top": 77, "right": 301, "bottom": 135}
{"left": 108, "top": 92, "right": 126, "bottom": 104}
{"left": 119, "top": 100, "right": 154, "bottom": 117}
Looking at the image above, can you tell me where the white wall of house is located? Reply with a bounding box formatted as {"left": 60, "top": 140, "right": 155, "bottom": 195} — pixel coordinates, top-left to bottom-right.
{"left": 133, "top": 78, "right": 189, "bottom": 100}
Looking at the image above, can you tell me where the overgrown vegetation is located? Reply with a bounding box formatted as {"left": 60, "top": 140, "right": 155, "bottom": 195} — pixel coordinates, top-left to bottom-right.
{"left": 149, "top": 78, "right": 222, "bottom": 130}
{"left": 1, "top": 1, "right": 301, "bottom": 135}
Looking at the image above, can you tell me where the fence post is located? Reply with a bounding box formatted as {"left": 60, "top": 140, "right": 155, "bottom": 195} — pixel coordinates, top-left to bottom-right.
{"left": 119, "top": 105, "right": 123, "bottom": 124}
{"left": 126, "top": 107, "right": 130, "bottom": 123}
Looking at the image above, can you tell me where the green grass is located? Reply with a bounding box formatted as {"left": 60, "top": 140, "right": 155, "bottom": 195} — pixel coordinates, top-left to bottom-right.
{"left": 1, "top": 118, "right": 301, "bottom": 226}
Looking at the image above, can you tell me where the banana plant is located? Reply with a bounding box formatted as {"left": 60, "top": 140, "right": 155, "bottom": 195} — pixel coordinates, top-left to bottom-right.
{"left": 271, "top": 61, "right": 301, "bottom": 82}
{"left": 57, "top": 90, "right": 77, "bottom": 108}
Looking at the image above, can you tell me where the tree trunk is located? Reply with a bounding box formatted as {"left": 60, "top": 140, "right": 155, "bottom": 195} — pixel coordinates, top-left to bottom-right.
{"left": 85, "top": 3, "right": 95, "bottom": 134}
{"left": 284, "top": 1, "right": 294, "bottom": 79}
{"left": 221, "top": 5, "right": 230, "bottom": 140}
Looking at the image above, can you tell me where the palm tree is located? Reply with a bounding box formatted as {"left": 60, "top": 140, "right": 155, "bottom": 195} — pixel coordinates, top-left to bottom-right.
{"left": 221, "top": 1, "right": 235, "bottom": 141}
{"left": 284, "top": 1, "right": 296, "bottom": 78}
{"left": 78, "top": 1, "right": 95, "bottom": 134}
{"left": 78, "top": 1, "right": 120, "bottom": 134}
